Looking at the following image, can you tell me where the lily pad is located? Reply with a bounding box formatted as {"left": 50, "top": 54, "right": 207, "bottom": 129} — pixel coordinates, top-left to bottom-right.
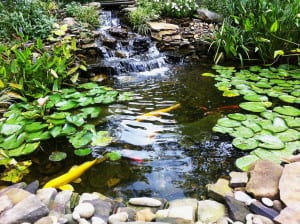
{"left": 91, "top": 131, "right": 113, "bottom": 147}
{"left": 243, "top": 94, "right": 268, "bottom": 102}
{"left": 264, "top": 117, "right": 288, "bottom": 133}
{"left": 80, "top": 107, "right": 101, "bottom": 118}
{"left": 276, "top": 129, "right": 300, "bottom": 142}
{"left": 223, "top": 89, "right": 240, "bottom": 97}
{"left": 61, "top": 124, "right": 76, "bottom": 135}
{"left": 217, "top": 118, "right": 241, "bottom": 128}
{"left": 66, "top": 114, "right": 86, "bottom": 127}
{"left": 79, "top": 82, "right": 99, "bottom": 89}
{"left": 49, "top": 126, "right": 62, "bottom": 138}
{"left": 257, "top": 135, "right": 284, "bottom": 150}
{"left": 0, "top": 124, "right": 22, "bottom": 136}
{"left": 241, "top": 120, "right": 262, "bottom": 133}
{"left": 69, "top": 130, "right": 93, "bottom": 148}
{"left": 285, "top": 117, "right": 300, "bottom": 128}
{"left": 24, "top": 122, "right": 48, "bottom": 132}
{"left": 74, "top": 148, "right": 92, "bottom": 156}
{"left": 55, "top": 100, "right": 78, "bottom": 111}
{"left": 0, "top": 134, "right": 24, "bottom": 150}
{"left": 212, "top": 125, "right": 233, "bottom": 134}
{"left": 274, "top": 106, "right": 300, "bottom": 116}
{"left": 251, "top": 148, "right": 281, "bottom": 164}
{"left": 201, "top": 72, "right": 215, "bottom": 77}
{"left": 232, "top": 137, "right": 259, "bottom": 150}
{"left": 7, "top": 142, "right": 40, "bottom": 157}
{"left": 228, "top": 113, "right": 247, "bottom": 121}
{"left": 44, "top": 112, "right": 70, "bottom": 120}
{"left": 106, "top": 151, "right": 122, "bottom": 161}
{"left": 235, "top": 155, "right": 260, "bottom": 171}
{"left": 230, "top": 126, "right": 254, "bottom": 138}
{"left": 49, "top": 151, "right": 67, "bottom": 162}
{"left": 239, "top": 102, "right": 270, "bottom": 113}
{"left": 26, "top": 131, "right": 51, "bottom": 142}
{"left": 278, "top": 94, "right": 296, "bottom": 103}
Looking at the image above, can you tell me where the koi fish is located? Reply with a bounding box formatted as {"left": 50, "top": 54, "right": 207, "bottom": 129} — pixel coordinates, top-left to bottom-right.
{"left": 43, "top": 157, "right": 106, "bottom": 191}
{"left": 136, "top": 103, "right": 181, "bottom": 122}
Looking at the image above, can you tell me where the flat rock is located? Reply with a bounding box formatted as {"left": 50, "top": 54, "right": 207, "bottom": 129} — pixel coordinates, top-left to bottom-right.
{"left": 279, "top": 162, "right": 300, "bottom": 206}
{"left": 5, "top": 188, "right": 31, "bottom": 204}
{"left": 168, "top": 205, "right": 195, "bottom": 223}
{"left": 197, "top": 199, "right": 227, "bottom": 223}
{"left": 0, "top": 195, "right": 13, "bottom": 213}
{"left": 129, "top": 197, "right": 162, "bottom": 207}
{"left": 246, "top": 160, "right": 283, "bottom": 199}
{"left": 36, "top": 188, "right": 57, "bottom": 207}
{"left": 207, "top": 178, "right": 234, "bottom": 202}
{"left": 0, "top": 194, "right": 49, "bottom": 224}
{"left": 224, "top": 196, "right": 250, "bottom": 222}
{"left": 148, "top": 22, "right": 179, "bottom": 31}
{"left": 274, "top": 204, "right": 300, "bottom": 224}
{"left": 229, "top": 171, "right": 248, "bottom": 188}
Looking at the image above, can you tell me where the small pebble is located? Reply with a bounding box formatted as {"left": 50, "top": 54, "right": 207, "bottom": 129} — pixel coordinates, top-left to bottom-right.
{"left": 234, "top": 191, "right": 252, "bottom": 203}
{"left": 272, "top": 200, "right": 283, "bottom": 212}
{"left": 108, "top": 212, "right": 128, "bottom": 224}
{"left": 129, "top": 197, "right": 162, "bottom": 207}
{"left": 78, "top": 218, "right": 90, "bottom": 224}
{"left": 91, "top": 216, "right": 106, "bottom": 224}
{"left": 261, "top": 197, "right": 273, "bottom": 207}
{"left": 74, "top": 202, "right": 95, "bottom": 219}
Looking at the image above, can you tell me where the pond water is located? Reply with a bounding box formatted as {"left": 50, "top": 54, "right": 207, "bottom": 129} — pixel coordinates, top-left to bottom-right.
{"left": 24, "top": 11, "right": 245, "bottom": 200}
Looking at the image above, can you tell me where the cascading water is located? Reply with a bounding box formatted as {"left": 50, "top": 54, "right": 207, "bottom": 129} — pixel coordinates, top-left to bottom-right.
{"left": 93, "top": 10, "right": 169, "bottom": 81}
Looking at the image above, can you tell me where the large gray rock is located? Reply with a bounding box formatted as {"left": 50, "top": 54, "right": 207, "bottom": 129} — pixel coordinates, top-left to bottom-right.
{"left": 36, "top": 188, "right": 57, "bottom": 207}
{"left": 197, "top": 199, "right": 227, "bottom": 223}
{"left": 224, "top": 196, "right": 250, "bottom": 222}
{"left": 0, "top": 195, "right": 13, "bottom": 213}
{"left": 0, "top": 194, "right": 49, "bottom": 224}
{"left": 246, "top": 160, "right": 283, "bottom": 199}
{"left": 279, "top": 162, "right": 300, "bottom": 206}
{"left": 49, "top": 190, "right": 72, "bottom": 218}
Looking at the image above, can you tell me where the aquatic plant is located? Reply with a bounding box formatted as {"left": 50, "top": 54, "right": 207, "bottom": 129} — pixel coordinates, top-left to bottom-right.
{"left": 0, "top": 82, "right": 133, "bottom": 183}
{"left": 203, "top": 65, "right": 300, "bottom": 171}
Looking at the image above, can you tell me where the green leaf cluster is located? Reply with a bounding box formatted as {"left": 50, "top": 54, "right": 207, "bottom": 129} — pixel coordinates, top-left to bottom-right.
{"left": 210, "top": 65, "right": 300, "bottom": 171}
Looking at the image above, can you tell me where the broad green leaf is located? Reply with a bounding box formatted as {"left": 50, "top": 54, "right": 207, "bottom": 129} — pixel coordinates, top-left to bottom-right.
{"left": 26, "top": 131, "right": 51, "bottom": 142}
{"left": 66, "top": 114, "right": 85, "bottom": 127}
{"left": 0, "top": 134, "right": 24, "bottom": 150}
{"left": 276, "top": 129, "right": 300, "bottom": 142}
{"left": 232, "top": 137, "right": 258, "bottom": 150}
{"left": 79, "top": 82, "right": 99, "bottom": 89}
{"left": 270, "top": 20, "right": 279, "bottom": 32}
{"left": 223, "top": 89, "right": 240, "bottom": 97}
{"left": 251, "top": 148, "right": 281, "bottom": 164}
{"left": 230, "top": 126, "right": 254, "bottom": 138}
{"left": 7, "top": 142, "right": 40, "bottom": 157}
{"left": 61, "top": 123, "right": 76, "bottom": 135}
{"left": 235, "top": 155, "right": 260, "bottom": 171}
{"left": 201, "top": 72, "right": 215, "bottom": 77}
{"left": 49, "top": 151, "right": 67, "bottom": 162}
{"left": 44, "top": 112, "right": 70, "bottom": 120}
{"left": 239, "top": 102, "right": 269, "bottom": 113}
{"left": 0, "top": 124, "right": 22, "bottom": 136}
{"left": 80, "top": 107, "right": 101, "bottom": 118}
{"left": 242, "top": 120, "right": 262, "bottom": 133}
{"left": 69, "top": 130, "right": 93, "bottom": 148}
{"left": 106, "top": 151, "right": 121, "bottom": 161}
{"left": 285, "top": 117, "right": 300, "bottom": 128}
{"left": 274, "top": 106, "right": 300, "bottom": 116}
{"left": 243, "top": 94, "right": 268, "bottom": 102}
{"left": 228, "top": 113, "right": 247, "bottom": 121}
{"left": 118, "top": 92, "right": 134, "bottom": 101}
{"left": 257, "top": 135, "right": 284, "bottom": 150}
{"left": 217, "top": 118, "right": 241, "bottom": 128}
{"left": 24, "top": 122, "right": 48, "bottom": 132}
{"left": 55, "top": 100, "right": 78, "bottom": 111}
{"left": 212, "top": 125, "right": 233, "bottom": 134}
{"left": 50, "top": 126, "right": 62, "bottom": 138}
{"left": 278, "top": 94, "right": 296, "bottom": 103}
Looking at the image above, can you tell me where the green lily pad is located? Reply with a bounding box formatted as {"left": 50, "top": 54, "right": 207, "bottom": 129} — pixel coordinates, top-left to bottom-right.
{"left": 285, "top": 117, "right": 300, "bottom": 128}
{"left": 69, "top": 130, "right": 93, "bottom": 148}
{"left": 49, "top": 151, "right": 67, "bottom": 162}
{"left": 276, "top": 129, "right": 300, "bottom": 142}
{"left": 118, "top": 92, "right": 134, "bottom": 101}
{"left": 243, "top": 94, "right": 268, "bottom": 102}
{"left": 55, "top": 100, "right": 78, "bottom": 111}
{"left": 61, "top": 123, "right": 77, "bottom": 135}
{"left": 230, "top": 126, "right": 254, "bottom": 138}
{"left": 26, "top": 131, "right": 51, "bottom": 142}
{"left": 239, "top": 102, "right": 270, "bottom": 113}
{"left": 278, "top": 94, "right": 296, "bottom": 103}
{"left": 212, "top": 125, "right": 233, "bottom": 134}
{"left": 80, "top": 107, "right": 101, "bottom": 118}
{"left": 215, "top": 81, "right": 231, "bottom": 91}
{"left": 241, "top": 120, "right": 262, "bottom": 133}
{"left": 264, "top": 117, "right": 288, "bottom": 133}
{"left": 274, "top": 106, "right": 300, "bottom": 116}
{"left": 250, "top": 148, "right": 281, "bottom": 164}
{"left": 91, "top": 131, "right": 113, "bottom": 147}
{"left": 74, "top": 148, "right": 92, "bottom": 156}
{"left": 232, "top": 137, "right": 259, "bottom": 150}
{"left": 0, "top": 124, "right": 22, "bottom": 136}
{"left": 46, "top": 118, "right": 66, "bottom": 126}
{"left": 257, "top": 135, "right": 284, "bottom": 150}
{"left": 223, "top": 89, "right": 240, "bottom": 97}
{"left": 24, "top": 122, "right": 48, "bottom": 132}
{"left": 77, "top": 97, "right": 94, "bottom": 107}
{"left": 79, "top": 82, "right": 99, "bottom": 89}
{"left": 291, "top": 90, "right": 300, "bottom": 97}
{"left": 217, "top": 118, "right": 241, "bottom": 128}
{"left": 64, "top": 91, "right": 83, "bottom": 99}
{"left": 0, "top": 134, "right": 24, "bottom": 150}
{"left": 44, "top": 112, "right": 70, "bottom": 120}
{"left": 106, "top": 151, "right": 122, "bottom": 161}
{"left": 260, "top": 111, "right": 277, "bottom": 120}
{"left": 49, "top": 126, "right": 62, "bottom": 138}
{"left": 7, "top": 142, "right": 40, "bottom": 157}
{"left": 201, "top": 72, "right": 215, "bottom": 77}
{"left": 66, "top": 114, "right": 86, "bottom": 127}
{"left": 235, "top": 155, "right": 260, "bottom": 171}
{"left": 228, "top": 113, "right": 247, "bottom": 121}
{"left": 255, "top": 81, "right": 272, "bottom": 89}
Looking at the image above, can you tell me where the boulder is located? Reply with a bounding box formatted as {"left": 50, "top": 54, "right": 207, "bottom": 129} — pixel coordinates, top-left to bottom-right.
{"left": 197, "top": 199, "right": 227, "bottom": 223}
{"left": 207, "top": 178, "right": 234, "bottom": 202}
{"left": 279, "top": 161, "right": 300, "bottom": 206}
{"left": 246, "top": 160, "right": 283, "bottom": 199}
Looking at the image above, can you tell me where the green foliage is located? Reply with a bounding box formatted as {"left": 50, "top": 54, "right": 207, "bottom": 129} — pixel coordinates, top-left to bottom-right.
{"left": 129, "top": 7, "right": 157, "bottom": 35}
{"left": 159, "top": 0, "right": 199, "bottom": 18}
{"left": 0, "top": 0, "right": 56, "bottom": 41}
{"left": 208, "top": 0, "right": 300, "bottom": 64}
{"left": 65, "top": 2, "right": 100, "bottom": 27}
{"left": 0, "top": 38, "right": 85, "bottom": 99}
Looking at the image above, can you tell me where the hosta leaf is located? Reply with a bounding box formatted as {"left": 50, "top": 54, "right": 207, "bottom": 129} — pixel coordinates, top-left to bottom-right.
{"left": 235, "top": 155, "right": 260, "bottom": 171}
{"left": 232, "top": 137, "right": 258, "bottom": 150}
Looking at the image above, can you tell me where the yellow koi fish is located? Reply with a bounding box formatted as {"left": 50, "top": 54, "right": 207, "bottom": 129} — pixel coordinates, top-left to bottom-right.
{"left": 136, "top": 103, "right": 181, "bottom": 122}
{"left": 43, "top": 157, "right": 106, "bottom": 191}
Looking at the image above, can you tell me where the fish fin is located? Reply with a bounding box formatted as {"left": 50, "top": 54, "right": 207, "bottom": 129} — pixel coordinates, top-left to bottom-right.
{"left": 72, "top": 178, "right": 82, "bottom": 183}
{"left": 59, "top": 184, "right": 74, "bottom": 191}
{"left": 69, "top": 165, "right": 79, "bottom": 171}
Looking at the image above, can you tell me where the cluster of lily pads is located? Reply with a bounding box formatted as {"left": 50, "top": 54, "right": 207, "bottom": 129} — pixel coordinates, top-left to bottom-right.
{"left": 0, "top": 82, "right": 133, "bottom": 161}
{"left": 203, "top": 65, "right": 300, "bottom": 171}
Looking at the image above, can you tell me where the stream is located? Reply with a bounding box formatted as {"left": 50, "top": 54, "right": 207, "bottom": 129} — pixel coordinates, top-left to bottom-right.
{"left": 27, "top": 11, "right": 244, "bottom": 200}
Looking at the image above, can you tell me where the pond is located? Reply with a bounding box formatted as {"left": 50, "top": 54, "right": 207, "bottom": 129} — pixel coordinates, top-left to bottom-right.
{"left": 23, "top": 11, "right": 245, "bottom": 201}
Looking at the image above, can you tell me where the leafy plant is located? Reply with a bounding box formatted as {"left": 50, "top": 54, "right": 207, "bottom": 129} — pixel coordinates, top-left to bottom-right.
{"left": 65, "top": 2, "right": 101, "bottom": 27}
{"left": 208, "top": 0, "right": 300, "bottom": 64}
{"left": 0, "top": 0, "right": 56, "bottom": 41}
{"left": 129, "top": 7, "right": 157, "bottom": 35}
{"left": 0, "top": 38, "right": 86, "bottom": 99}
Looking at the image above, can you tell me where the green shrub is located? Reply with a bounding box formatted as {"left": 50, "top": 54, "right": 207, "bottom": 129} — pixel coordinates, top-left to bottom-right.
{"left": 0, "top": 0, "right": 56, "bottom": 41}
{"left": 209, "top": 0, "right": 300, "bottom": 64}
{"left": 129, "top": 7, "right": 158, "bottom": 35}
{"left": 65, "top": 2, "right": 100, "bottom": 27}
{"left": 159, "top": 0, "right": 199, "bottom": 18}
